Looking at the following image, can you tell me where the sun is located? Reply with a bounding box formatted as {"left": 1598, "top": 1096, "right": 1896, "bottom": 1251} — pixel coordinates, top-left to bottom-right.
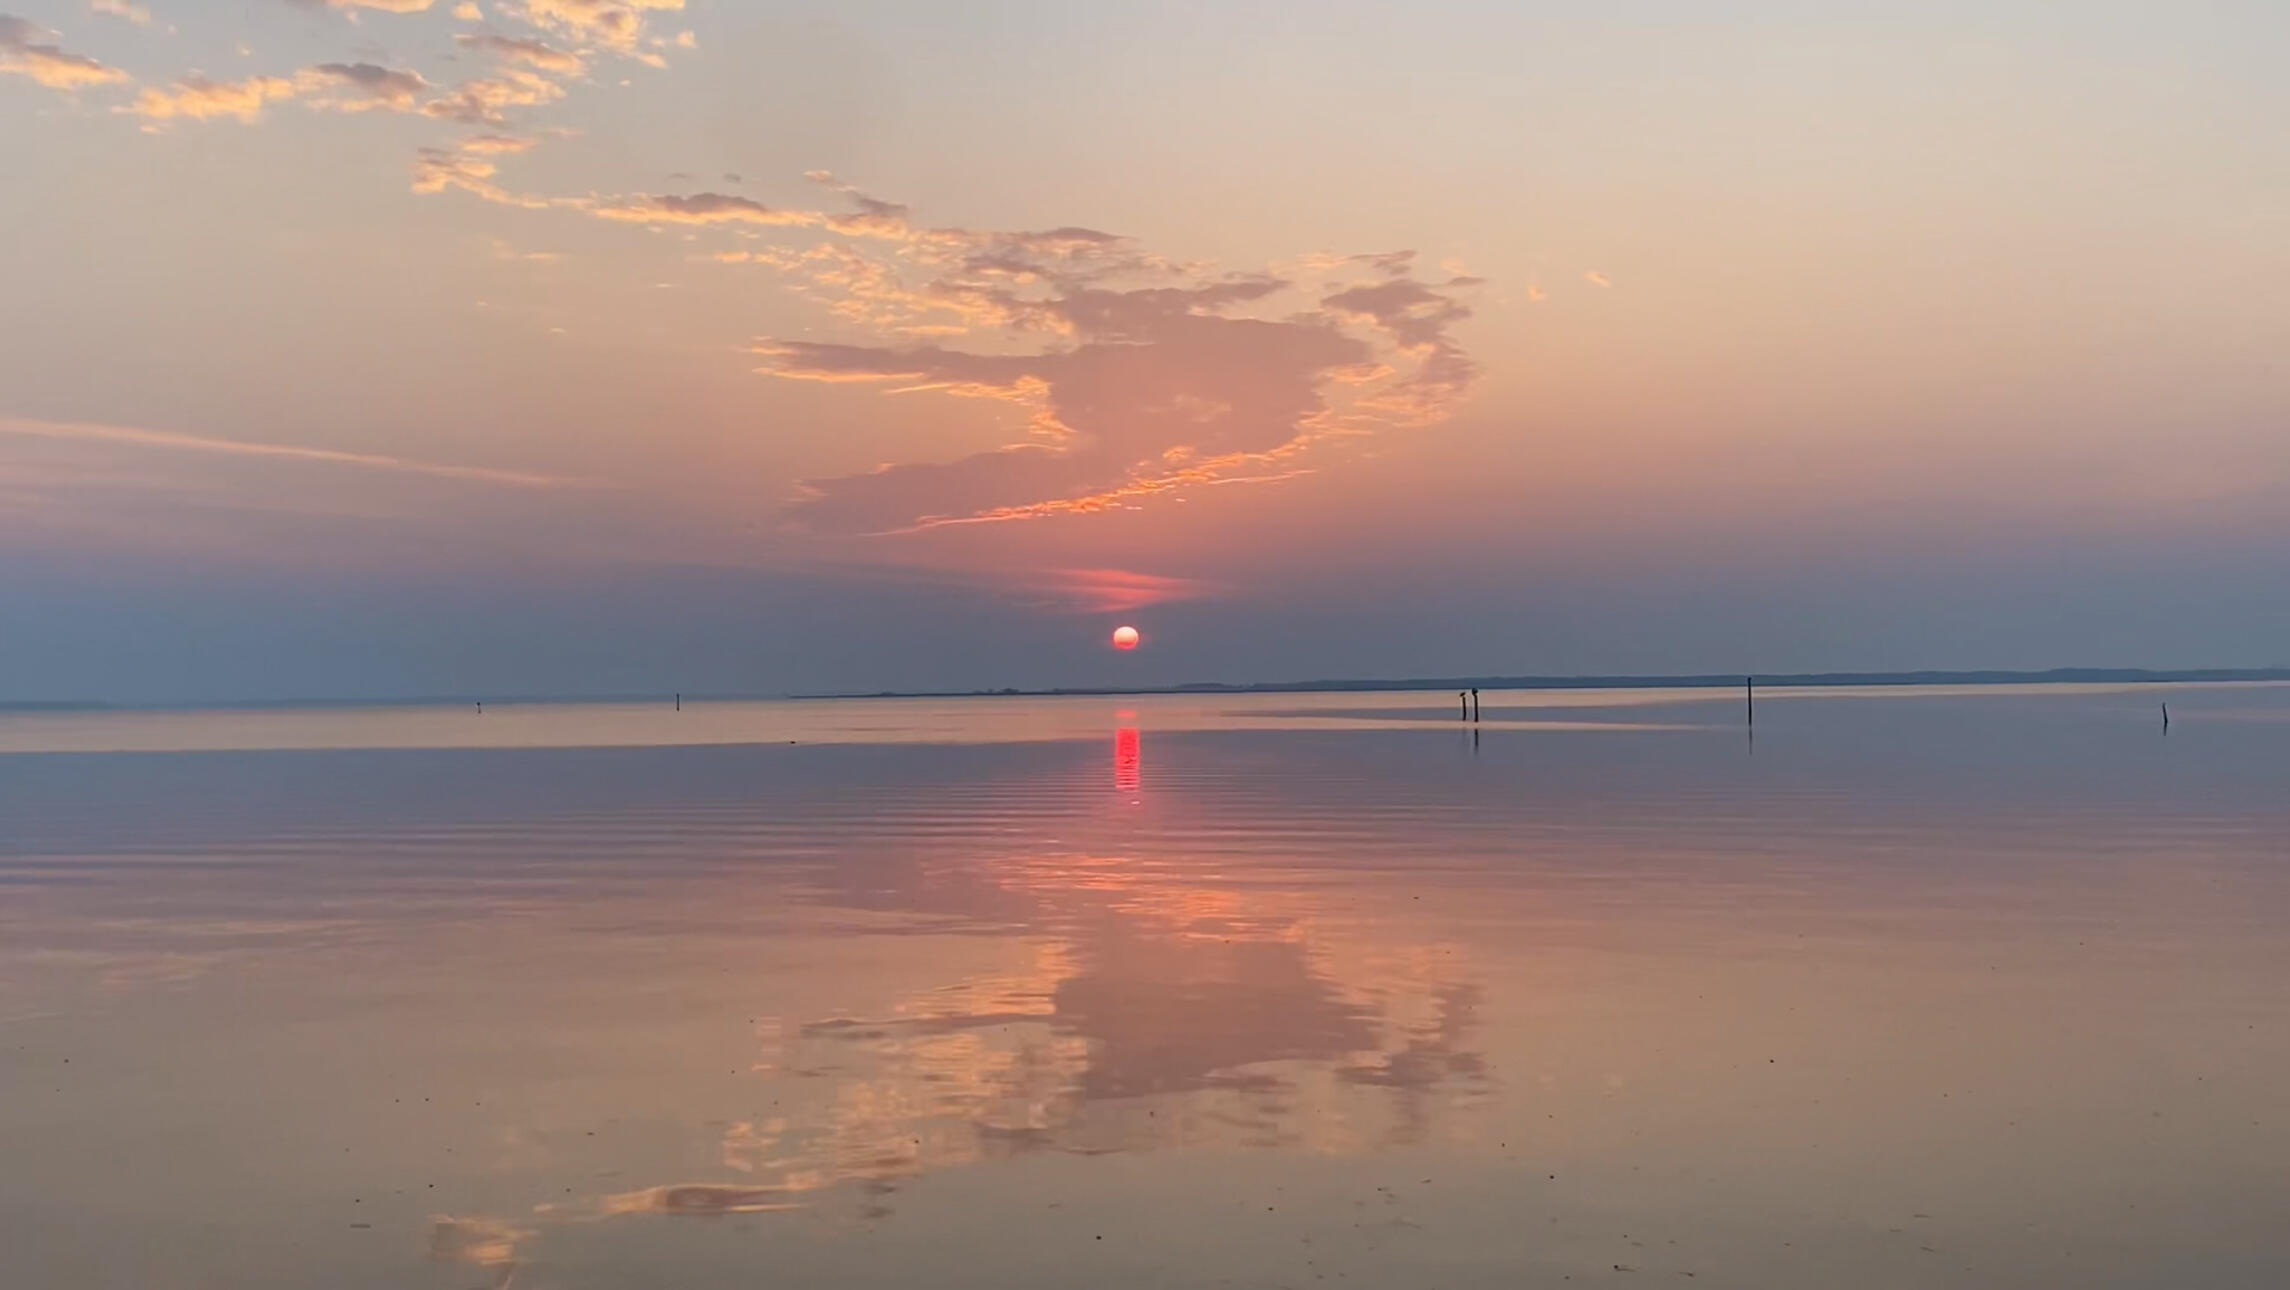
{"left": 1111, "top": 625, "right": 1141, "bottom": 651}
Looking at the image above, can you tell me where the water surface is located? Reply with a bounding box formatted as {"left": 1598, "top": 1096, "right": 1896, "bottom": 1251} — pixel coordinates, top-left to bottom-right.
{"left": 2, "top": 684, "right": 2286, "bottom": 1287}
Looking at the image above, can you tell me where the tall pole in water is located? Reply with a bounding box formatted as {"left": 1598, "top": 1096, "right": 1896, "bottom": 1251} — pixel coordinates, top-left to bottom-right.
{"left": 1746, "top": 676, "right": 1754, "bottom": 728}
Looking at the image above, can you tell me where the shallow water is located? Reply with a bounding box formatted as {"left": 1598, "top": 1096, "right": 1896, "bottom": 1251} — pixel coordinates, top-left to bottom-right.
{"left": 2, "top": 684, "right": 2286, "bottom": 1288}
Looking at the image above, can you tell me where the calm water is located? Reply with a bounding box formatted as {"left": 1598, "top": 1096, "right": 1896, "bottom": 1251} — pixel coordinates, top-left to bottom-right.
{"left": 2, "top": 684, "right": 2286, "bottom": 1288}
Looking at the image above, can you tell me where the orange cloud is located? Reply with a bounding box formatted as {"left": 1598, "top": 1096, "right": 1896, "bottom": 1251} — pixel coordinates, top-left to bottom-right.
{"left": 0, "top": 15, "right": 130, "bottom": 90}
{"left": 126, "top": 74, "right": 301, "bottom": 124}
{"left": 421, "top": 67, "right": 564, "bottom": 124}
{"left": 515, "top": 0, "right": 683, "bottom": 50}
{"left": 409, "top": 144, "right": 561, "bottom": 208}
{"left": 592, "top": 192, "right": 820, "bottom": 227}
{"left": 1584, "top": 270, "right": 1612, "bottom": 287}
{"left": 124, "top": 62, "right": 446, "bottom": 124}
{"left": 460, "top": 131, "right": 539, "bottom": 154}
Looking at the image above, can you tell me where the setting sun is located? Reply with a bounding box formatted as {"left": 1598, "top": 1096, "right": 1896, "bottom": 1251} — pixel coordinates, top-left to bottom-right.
{"left": 1112, "top": 626, "right": 1141, "bottom": 651}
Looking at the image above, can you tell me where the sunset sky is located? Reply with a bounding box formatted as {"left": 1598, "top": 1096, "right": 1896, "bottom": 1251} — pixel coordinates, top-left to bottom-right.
{"left": 3, "top": 1, "right": 2286, "bottom": 701}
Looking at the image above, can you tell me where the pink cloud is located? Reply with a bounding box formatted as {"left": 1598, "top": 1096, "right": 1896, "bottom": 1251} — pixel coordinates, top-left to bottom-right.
{"left": 406, "top": 167, "right": 1481, "bottom": 535}
{"left": 1046, "top": 567, "right": 1219, "bottom": 613}
{"left": 727, "top": 197, "right": 1480, "bottom": 534}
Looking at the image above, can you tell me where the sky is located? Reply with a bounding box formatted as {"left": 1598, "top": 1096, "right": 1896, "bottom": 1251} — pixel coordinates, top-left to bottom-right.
{"left": 2, "top": 0, "right": 2286, "bottom": 702}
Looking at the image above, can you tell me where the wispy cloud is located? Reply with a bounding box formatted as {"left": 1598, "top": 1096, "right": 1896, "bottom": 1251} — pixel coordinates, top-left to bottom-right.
{"left": 410, "top": 144, "right": 560, "bottom": 207}
{"left": 455, "top": 31, "right": 584, "bottom": 74}
{"left": 1321, "top": 276, "right": 1481, "bottom": 422}
{"left": 305, "top": 0, "right": 440, "bottom": 13}
{"left": 460, "top": 131, "right": 538, "bottom": 153}
{"left": 635, "top": 187, "right": 1489, "bottom": 535}
{"left": 89, "top": 0, "right": 151, "bottom": 26}
{"left": 39, "top": 3, "right": 1466, "bottom": 543}
{"left": 119, "top": 1, "right": 646, "bottom": 133}
{"left": 125, "top": 62, "right": 454, "bottom": 124}
{"left": 126, "top": 73, "right": 300, "bottom": 123}
{"left": 591, "top": 191, "right": 820, "bottom": 227}
{"left": 1045, "top": 567, "right": 1218, "bottom": 613}
{"left": 0, "top": 417, "right": 590, "bottom": 489}
{"left": 763, "top": 306, "right": 1367, "bottom": 536}
{"left": 306, "top": 61, "right": 431, "bottom": 110}
{"left": 515, "top": 0, "right": 682, "bottom": 51}
{"left": 1584, "top": 270, "right": 1612, "bottom": 287}
{"left": 420, "top": 66, "right": 562, "bottom": 124}
{"left": 0, "top": 14, "right": 131, "bottom": 90}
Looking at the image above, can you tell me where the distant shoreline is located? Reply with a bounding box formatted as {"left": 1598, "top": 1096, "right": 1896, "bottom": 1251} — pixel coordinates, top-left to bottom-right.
{"left": 9, "top": 667, "right": 2285, "bottom": 713}
{"left": 815, "top": 666, "right": 2290, "bottom": 701}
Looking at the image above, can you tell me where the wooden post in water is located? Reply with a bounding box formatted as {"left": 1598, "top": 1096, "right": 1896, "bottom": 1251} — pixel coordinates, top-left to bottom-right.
{"left": 1745, "top": 676, "right": 1754, "bottom": 728}
{"left": 675, "top": 692, "right": 681, "bottom": 711}
{"left": 2162, "top": 702, "right": 2169, "bottom": 731}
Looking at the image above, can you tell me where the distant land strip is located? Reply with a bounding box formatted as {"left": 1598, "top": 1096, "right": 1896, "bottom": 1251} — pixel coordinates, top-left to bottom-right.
{"left": 5, "top": 667, "right": 2287, "bottom": 712}
{"left": 820, "top": 666, "right": 2290, "bottom": 701}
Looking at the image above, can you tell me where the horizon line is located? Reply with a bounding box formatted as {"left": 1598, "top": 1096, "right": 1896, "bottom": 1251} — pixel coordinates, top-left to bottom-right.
{"left": 6, "top": 665, "right": 2288, "bottom": 714}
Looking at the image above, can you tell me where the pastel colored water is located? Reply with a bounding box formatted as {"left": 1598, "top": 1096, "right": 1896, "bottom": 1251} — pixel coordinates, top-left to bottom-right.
{"left": 2, "top": 684, "right": 2286, "bottom": 1288}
